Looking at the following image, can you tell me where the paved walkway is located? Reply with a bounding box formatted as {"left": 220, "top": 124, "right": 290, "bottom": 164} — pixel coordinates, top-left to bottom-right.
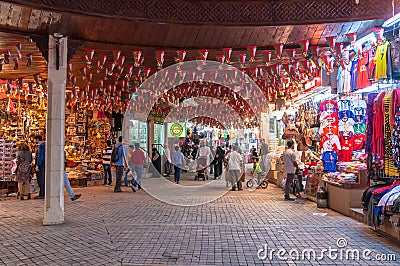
{"left": 0, "top": 175, "right": 399, "bottom": 265}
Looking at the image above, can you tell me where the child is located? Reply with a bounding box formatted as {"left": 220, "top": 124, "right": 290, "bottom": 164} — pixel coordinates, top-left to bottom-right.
{"left": 253, "top": 157, "right": 264, "bottom": 186}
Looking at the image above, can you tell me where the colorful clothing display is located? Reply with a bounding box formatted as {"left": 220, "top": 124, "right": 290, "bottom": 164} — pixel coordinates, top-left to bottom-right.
{"left": 339, "top": 135, "right": 354, "bottom": 162}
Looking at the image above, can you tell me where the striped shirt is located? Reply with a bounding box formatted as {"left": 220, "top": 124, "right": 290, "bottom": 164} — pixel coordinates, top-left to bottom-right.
{"left": 102, "top": 146, "right": 112, "bottom": 165}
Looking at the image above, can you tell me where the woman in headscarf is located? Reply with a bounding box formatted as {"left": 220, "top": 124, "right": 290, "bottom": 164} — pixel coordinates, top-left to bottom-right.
{"left": 16, "top": 142, "right": 33, "bottom": 200}
{"left": 213, "top": 146, "right": 225, "bottom": 179}
{"left": 151, "top": 147, "right": 162, "bottom": 177}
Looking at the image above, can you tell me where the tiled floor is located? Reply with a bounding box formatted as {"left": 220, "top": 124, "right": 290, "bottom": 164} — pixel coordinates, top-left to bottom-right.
{"left": 0, "top": 173, "right": 399, "bottom": 265}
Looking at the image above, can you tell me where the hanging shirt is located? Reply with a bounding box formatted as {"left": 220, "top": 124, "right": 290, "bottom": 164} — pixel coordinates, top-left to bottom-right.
{"left": 366, "top": 93, "right": 378, "bottom": 154}
{"left": 339, "top": 135, "right": 354, "bottom": 162}
{"left": 352, "top": 99, "right": 367, "bottom": 115}
{"left": 357, "top": 51, "right": 372, "bottom": 89}
{"left": 372, "top": 92, "right": 386, "bottom": 159}
{"left": 368, "top": 49, "right": 376, "bottom": 80}
{"left": 374, "top": 41, "right": 390, "bottom": 81}
{"left": 319, "top": 100, "right": 339, "bottom": 113}
{"left": 338, "top": 110, "right": 355, "bottom": 120}
{"left": 339, "top": 118, "right": 355, "bottom": 134}
{"left": 343, "top": 63, "right": 352, "bottom": 94}
{"left": 353, "top": 133, "right": 366, "bottom": 151}
{"left": 390, "top": 41, "right": 400, "bottom": 80}
{"left": 320, "top": 133, "right": 341, "bottom": 153}
{"left": 392, "top": 88, "right": 400, "bottom": 125}
{"left": 338, "top": 100, "right": 354, "bottom": 112}
{"left": 337, "top": 65, "right": 345, "bottom": 94}
{"left": 354, "top": 123, "right": 367, "bottom": 134}
{"left": 322, "top": 151, "right": 338, "bottom": 172}
{"left": 350, "top": 59, "right": 358, "bottom": 92}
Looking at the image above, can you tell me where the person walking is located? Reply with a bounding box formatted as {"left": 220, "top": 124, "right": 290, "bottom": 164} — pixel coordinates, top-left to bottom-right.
{"left": 113, "top": 136, "right": 128, "bottom": 193}
{"left": 151, "top": 147, "right": 161, "bottom": 177}
{"left": 225, "top": 145, "right": 243, "bottom": 191}
{"left": 282, "top": 140, "right": 299, "bottom": 201}
{"left": 102, "top": 140, "right": 113, "bottom": 185}
{"left": 164, "top": 144, "right": 172, "bottom": 176}
{"left": 63, "top": 151, "right": 81, "bottom": 201}
{"left": 259, "top": 139, "right": 269, "bottom": 172}
{"left": 171, "top": 146, "right": 185, "bottom": 184}
{"left": 124, "top": 145, "right": 135, "bottom": 186}
{"left": 213, "top": 146, "right": 225, "bottom": 179}
{"left": 16, "top": 142, "right": 33, "bottom": 200}
{"left": 196, "top": 141, "right": 212, "bottom": 179}
{"left": 34, "top": 135, "right": 45, "bottom": 199}
{"left": 130, "top": 143, "right": 146, "bottom": 191}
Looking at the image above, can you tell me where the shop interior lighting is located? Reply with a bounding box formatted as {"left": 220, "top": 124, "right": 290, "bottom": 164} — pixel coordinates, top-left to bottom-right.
{"left": 382, "top": 12, "right": 400, "bottom": 28}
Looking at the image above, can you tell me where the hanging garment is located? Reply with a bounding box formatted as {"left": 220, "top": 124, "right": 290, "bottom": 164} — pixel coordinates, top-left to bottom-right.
{"left": 353, "top": 133, "right": 366, "bottom": 150}
{"left": 322, "top": 151, "right": 338, "bottom": 172}
{"left": 390, "top": 41, "right": 400, "bottom": 80}
{"left": 352, "top": 99, "right": 367, "bottom": 115}
{"left": 353, "top": 123, "right": 367, "bottom": 134}
{"left": 339, "top": 134, "right": 354, "bottom": 162}
{"left": 337, "top": 66, "right": 345, "bottom": 94}
{"left": 338, "top": 118, "right": 355, "bottom": 134}
{"left": 383, "top": 92, "right": 399, "bottom": 176}
{"left": 392, "top": 88, "right": 400, "bottom": 125}
{"left": 338, "top": 110, "right": 355, "bottom": 119}
{"left": 377, "top": 185, "right": 400, "bottom": 211}
{"left": 320, "top": 133, "right": 341, "bottom": 153}
{"left": 366, "top": 93, "right": 378, "bottom": 154}
{"left": 372, "top": 92, "right": 386, "bottom": 160}
{"left": 319, "top": 99, "right": 339, "bottom": 113}
{"left": 338, "top": 100, "right": 354, "bottom": 112}
{"left": 343, "top": 63, "right": 352, "bottom": 93}
{"left": 350, "top": 58, "right": 358, "bottom": 92}
{"left": 357, "top": 51, "right": 372, "bottom": 89}
{"left": 374, "top": 41, "right": 390, "bottom": 81}
{"left": 368, "top": 49, "right": 376, "bottom": 80}
{"left": 392, "top": 106, "right": 400, "bottom": 168}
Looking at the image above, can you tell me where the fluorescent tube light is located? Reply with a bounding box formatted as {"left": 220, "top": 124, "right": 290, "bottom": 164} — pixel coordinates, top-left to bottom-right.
{"left": 383, "top": 13, "right": 400, "bottom": 27}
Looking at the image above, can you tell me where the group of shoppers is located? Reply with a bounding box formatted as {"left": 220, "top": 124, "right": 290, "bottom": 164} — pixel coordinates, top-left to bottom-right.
{"left": 15, "top": 135, "right": 81, "bottom": 201}
{"left": 102, "top": 136, "right": 147, "bottom": 193}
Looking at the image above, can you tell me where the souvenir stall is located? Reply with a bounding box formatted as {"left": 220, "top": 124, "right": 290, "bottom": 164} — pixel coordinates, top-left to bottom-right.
{"left": 0, "top": 80, "right": 48, "bottom": 194}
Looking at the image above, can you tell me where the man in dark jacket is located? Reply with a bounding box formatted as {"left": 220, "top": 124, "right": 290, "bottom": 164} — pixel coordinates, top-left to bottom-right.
{"left": 34, "top": 135, "right": 45, "bottom": 199}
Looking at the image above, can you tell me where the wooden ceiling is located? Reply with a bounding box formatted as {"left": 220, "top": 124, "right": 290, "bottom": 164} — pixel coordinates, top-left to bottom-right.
{"left": 0, "top": 0, "right": 394, "bottom": 83}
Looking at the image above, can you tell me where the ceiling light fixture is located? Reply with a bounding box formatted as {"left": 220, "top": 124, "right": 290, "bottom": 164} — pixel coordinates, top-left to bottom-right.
{"left": 382, "top": 12, "right": 400, "bottom": 27}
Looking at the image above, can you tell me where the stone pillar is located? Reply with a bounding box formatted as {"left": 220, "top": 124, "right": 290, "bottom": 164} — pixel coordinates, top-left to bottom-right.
{"left": 43, "top": 35, "right": 67, "bottom": 225}
{"left": 147, "top": 119, "right": 155, "bottom": 153}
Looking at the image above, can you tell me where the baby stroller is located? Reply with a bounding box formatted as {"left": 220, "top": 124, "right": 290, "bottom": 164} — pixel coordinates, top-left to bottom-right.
{"left": 195, "top": 156, "right": 208, "bottom": 181}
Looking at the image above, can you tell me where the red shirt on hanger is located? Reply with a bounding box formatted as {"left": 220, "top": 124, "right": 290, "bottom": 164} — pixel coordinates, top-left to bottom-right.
{"left": 357, "top": 51, "right": 372, "bottom": 89}
{"left": 339, "top": 135, "right": 354, "bottom": 162}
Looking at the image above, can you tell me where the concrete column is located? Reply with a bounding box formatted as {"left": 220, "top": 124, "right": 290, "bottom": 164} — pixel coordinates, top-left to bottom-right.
{"left": 43, "top": 35, "right": 67, "bottom": 225}
{"left": 147, "top": 119, "right": 155, "bottom": 152}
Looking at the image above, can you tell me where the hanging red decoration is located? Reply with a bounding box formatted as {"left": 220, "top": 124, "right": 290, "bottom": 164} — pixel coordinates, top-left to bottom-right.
{"left": 272, "top": 43, "right": 284, "bottom": 60}
{"left": 112, "top": 50, "right": 121, "bottom": 64}
{"left": 285, "top": 49, "right": 296, "bottom": 62}
{"left": 132, "top": 50, "right": 142, "bottom": 67}
{"left": 174, "top": 50, "right": 186, "bottom": 63}
{"left": 261, "top": 51, "right": 272, "bottom": 65}
{"left": 198, "top": 49, "right": 209, "bottom": 60}
{"left": 97, "top": 54, "right": 107, "bottom": 71}
{"left": 246, "top": 46, "right": 257, "bottom": 63}
{"left": 309, "top": 46, "right": 320, "bottom": 58}
{"left": 222, "top": 48, "right": 232, "bottom": 64}
{"left": 237, "top": 53, "right": 246, "bottom": 67}
{"left": 80, "top": 66, "right": 87, "bottom": 79}
{"left": 345, "top": 32, "right": 357, "bottom": 44}
{"left": 118, "top": 55, "right": 126, "bottom": 69}
{"left": 298, "top": 40, "right": 310, "bottom": 57}
{"left": 325, "top": 36, "right": 336, "bottom": 53}
{"left": 155, "top": 50, "right": 165, "bottom": 69}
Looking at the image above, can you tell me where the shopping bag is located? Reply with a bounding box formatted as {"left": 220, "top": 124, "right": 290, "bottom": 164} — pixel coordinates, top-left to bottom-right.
{"left": 281, "top": 177, "right": 286, "bottom": 188}
{"left": 127, "top": 168, "right": 138, "bottom": 187}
